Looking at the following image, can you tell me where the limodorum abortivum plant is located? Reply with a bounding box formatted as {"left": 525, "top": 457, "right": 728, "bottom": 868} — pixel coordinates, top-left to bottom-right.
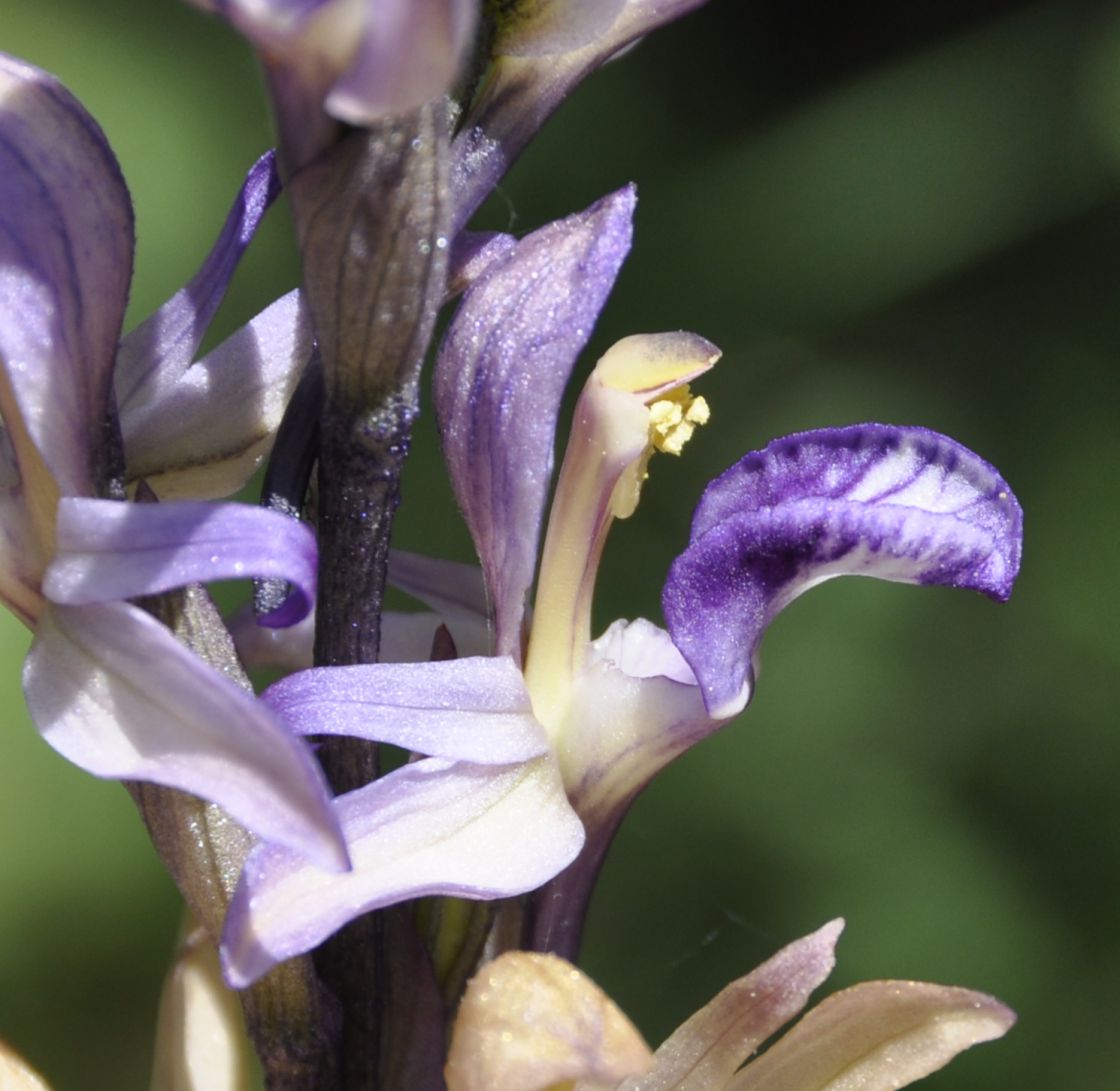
{"left": 0, "top": 4, "right": 1024, "bottom": 1089}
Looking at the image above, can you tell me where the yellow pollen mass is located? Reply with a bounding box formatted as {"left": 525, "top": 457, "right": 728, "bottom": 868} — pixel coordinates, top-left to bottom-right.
{"left": 648, "top": 387, "right": 710, "bottom": 455}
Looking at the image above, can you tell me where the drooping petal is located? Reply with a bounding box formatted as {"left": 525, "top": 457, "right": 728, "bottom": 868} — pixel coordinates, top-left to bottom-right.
{"left": 45, "top": 497, "right": 317, "bottom": 627}
{"left": 620, "top": 921, "right": 842, "bottom": 1091}
{"left": 434, "top": 187, "right": 635, "bottom": 657}
{"left": 221, "top": 755, "right": 584, "bottom": 987}
{"left": 120, "top": 290, "right": 314, "bottom": 500}
{"left": 446, "top": 951, "right": 653, "bottom": 1091}
{"left": 24, "top": 602, "right": 347, "bottom": 870}
{"left": 0, "top": 53, "right": 133, "bottom": 499}
{"left": 727, "top": 980, "right": 1015, "bottom": 1091}
{"left": 452, "top": 1, "right": 710, "bottom": 231}
{"left": 664, "top": 425, "right": 1023, "bottom": 718}
{"left": 263, "top": 657, "right": 549, "bottom": 764}
{"left": 114, "top": 151, "right": 282, "bottom": 412}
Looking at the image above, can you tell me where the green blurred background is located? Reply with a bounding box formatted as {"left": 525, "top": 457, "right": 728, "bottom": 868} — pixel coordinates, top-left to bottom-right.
{"left": 3, "top": 1, "right": 1119, "bottom": 1087}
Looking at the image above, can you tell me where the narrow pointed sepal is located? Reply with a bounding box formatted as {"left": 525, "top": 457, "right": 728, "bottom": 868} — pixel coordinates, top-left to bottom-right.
{"left": 115, "top": 151, "right": 282, "bottom": 412}
{"left": 726, "top": 980, "right": 1015, "bottom": 1091}
{"left": 45, "top": 497, "right": 317, "bottom": 627}
{"left": 434, "top": 186, "right": 635, "bottom": 655}
{"left": 445, "top": 951, "right": 653, "bottom": 1091}
{"left": 24, "top": 602, "right": 347, "bottom": 870}
{"left": 622, "top": 921, "right": 842, "bottom": 1091}
{"left": 221, "top": 755, "right": 584, "bottom": 988}
{"left": 664, "top": 425, "right": 1023, "bottom": 718}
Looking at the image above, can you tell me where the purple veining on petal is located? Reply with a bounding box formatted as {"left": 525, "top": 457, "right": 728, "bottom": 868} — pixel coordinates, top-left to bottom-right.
{"left": 45, "top": 497, "right": 317, "bottom": 626}
{"left": 434, "top": 187, "right": 635, "bottom": 658}
{"left": 263, "top": 657, "right": 549, "bottom": 764}
{"left": 115, "top": 151, "right": 282, "bottom": 411}
{"left": 0, "top": 52, "right": 133, "bottom": 497}
{"left": 663, "top": 424, "right": 1023, "bottom": 718}
{"left": 26, "top": 601, "right": 347, "bottom": 870}
{"left": 221, "top": 754, "right": 584, "bottom": 988}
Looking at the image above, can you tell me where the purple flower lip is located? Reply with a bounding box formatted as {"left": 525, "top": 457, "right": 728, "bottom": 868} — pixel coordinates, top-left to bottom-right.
{"left": 664, "top": 423, "right": 1023, "bottom": 718}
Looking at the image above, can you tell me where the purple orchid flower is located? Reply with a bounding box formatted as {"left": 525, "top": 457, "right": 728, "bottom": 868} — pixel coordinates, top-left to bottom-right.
{"left": 218, "top": 183, "right": 1021, "bottom": 985}
{"left": 0, "top": 53, "right": 347, "bottom": 869}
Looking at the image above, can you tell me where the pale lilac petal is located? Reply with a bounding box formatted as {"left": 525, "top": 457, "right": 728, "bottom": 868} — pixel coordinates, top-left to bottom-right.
{"left": 45, "top": 497, "right": 317, "bottom": 627}
{"left": 664, "top": 425, "right": 1023, "bottom": 718}
{"left": 221, "top": 755, "right": 584, "bottom": 987}
{"left": 620, "top": 921, "right": 842, "bottom": 1091}
{"left": 448, "top": 230, "right": 517, "bottom": 296}
{"left": 24, "top": 602, "right": 347, "bottom": 870}
{"left": 325, "top": 0, "right": 477, "bottom": 123}
{"left": 114, "top": 152, "right": 281, "bottom": 409}
{"left": 263, "top": 657, "right": 549, "bottom": 763}
{"left": 120, "top": 290, "right": 314, "bottom": 500}
{"left": 452, "top": 1, "right": 709, "bottom": 231}
{"left": 727, "top": 981, "right": 1015, "bottom": 1091}
{"left": 0, "top": 53, "right": 133, "bottom": 496}
{"left": 388, "top": 548, "right": 490, "bottom": 628}
{"left": 434, "top": 188, "right": 635, "bottom": 656}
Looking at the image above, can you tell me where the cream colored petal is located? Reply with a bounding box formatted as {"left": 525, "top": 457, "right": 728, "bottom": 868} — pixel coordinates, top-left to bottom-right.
{"left": 0, "top": 1040, "right": 51, "bottom": 1090}
{"left": 446, "top": 952, "right": 653, "bottom": 1091}
{"left": 727, "top": 980, "right": 1015, "bottom": 1091}
{"left": 150, "top": 922, "right": 252, "bottom": 1091}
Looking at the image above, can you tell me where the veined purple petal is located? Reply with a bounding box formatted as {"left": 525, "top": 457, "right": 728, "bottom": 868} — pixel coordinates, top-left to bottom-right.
{"left": 25, "top": 602, "right": 347, "bottom": 870}
{"left": 452, "top": 1, "right": 709, "bottom": 231}
{"left": 621, "top": 921, "right": 842, "bottom": 1091}
{"left": 264, "top": 657, "right": 549, "bottom": 764}
{"left": 434, "top": 187, "right": 635, "bottom": 657}
{"left": 221, "top": 755, "right": 584, "bottom": 987}
{"left": 0, "top": 53, "right": 133, "bottom": 497}
{"left": 120, "top": 290, "right": 314, "bottom": 501}
{"left": 115, "top": 152, "right": 281, "bottom": 411}
{"left": 45, "top": 497, "right": 317, "bottom": 627}
{"left": 664, "top": 425, "right": 1023, "bottom": 718}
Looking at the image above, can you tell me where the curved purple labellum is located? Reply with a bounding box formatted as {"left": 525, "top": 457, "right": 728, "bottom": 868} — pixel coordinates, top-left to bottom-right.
{"left": 663, "top": 425, "right": 1023, "bottom": 718}
{"left": 434, "top": 186, "right": 635, "bottom": 658}
{"left": 45, "top": 497, "right": 317, "bottom": 627}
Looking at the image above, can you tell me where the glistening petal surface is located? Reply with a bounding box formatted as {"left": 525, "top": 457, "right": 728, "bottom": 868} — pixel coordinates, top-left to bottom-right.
{"left": 221, "top": 755, "right": 584, "bottom": 987}
{"left": 24, "top": 602, "right": 346, "bottom": 870}
{"left": 664, "top": 425, "right": 1023, "bottom": 717}
{"left": 45, "top": 497, "right": 317, "bottom": 626}
{"left": 434, "top": 187, "right": 634, "bottom": 656}
{"left": 263, "top": 656, "right": 549, "bottom": 763}
{"left": 0, "top": 53, "right": 133, "bottom": 496}
{"left": 727, "top": 980, "right": 1015, "bottom": 1091}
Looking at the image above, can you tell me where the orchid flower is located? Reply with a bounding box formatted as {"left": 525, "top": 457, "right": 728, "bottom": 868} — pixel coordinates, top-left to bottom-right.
{"left": 444, "top": 921, "right": 1016, "bottom": 1091}
{"left": 0, "top": 53, "right": 346, "bottom": 868}
{"left": 218, "top": 183, "right": 1021, "bottom": 985}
